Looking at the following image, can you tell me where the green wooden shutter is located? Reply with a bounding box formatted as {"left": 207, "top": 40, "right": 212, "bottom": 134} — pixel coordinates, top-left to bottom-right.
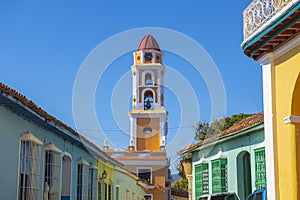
{"left": 211, "top": 158, "right": 227, "bottom": 194}
{"left": 195, "top": 163, "right": 209, "bottom": 199}
{"left": 254, "top": 147, "right": 266, "bottom": 189}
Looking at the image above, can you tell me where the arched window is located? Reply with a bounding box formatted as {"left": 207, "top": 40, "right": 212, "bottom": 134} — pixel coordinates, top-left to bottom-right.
{"left": 18, "top": 132, "right": 42, "bottom": 200}
{"left": 44, "top": 143, "right": 62, "bottom": 200}
{"left": 143, "top": 128, "right": 152, "bottom": 134}
{"left": 144, "top": 91, "right": 154, "bottom": 110}
{"left": 145, "top": 73, "right": 153, "bottom": 85}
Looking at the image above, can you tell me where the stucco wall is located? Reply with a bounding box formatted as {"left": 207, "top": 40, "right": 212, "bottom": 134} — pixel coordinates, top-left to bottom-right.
{"left": 113, "top": 168, "right": 144, "bottom": 200}
{"left": 273, "top": 44, "right": 300, "bottom": 199}
{"left": 0, "top": 106, "right": 96, "bottom": 200}
{"left": 191, "top": 124, "right": 264, "bottom": 200}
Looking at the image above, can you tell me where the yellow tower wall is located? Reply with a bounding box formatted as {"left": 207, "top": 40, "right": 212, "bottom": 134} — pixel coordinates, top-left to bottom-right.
{"left": 136, "top": 117, "right": 160, "bottom": 150}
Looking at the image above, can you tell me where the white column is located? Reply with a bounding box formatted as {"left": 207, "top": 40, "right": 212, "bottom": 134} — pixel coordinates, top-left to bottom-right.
{"left": 261, "top": 58, "right": 276, "bottom": 200}
{"left": 132, "top": 117, "right": 137, "bottom": 147}
{"left": 186, "top": 175, "right": 193, "bottom": 200}
{"left": 157, "top": 68, "right": 161, "bottom": 105}
{"left": 130, "top": 116, "right": 137, "bottom": 147}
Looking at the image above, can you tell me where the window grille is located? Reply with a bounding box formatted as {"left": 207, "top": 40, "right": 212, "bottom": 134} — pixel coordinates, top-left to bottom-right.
{"left": 88, "top": 165, "right": 98, "bottom": 200}
{"left": 44, "top": 146, "right": 61, "bottom": 200}
{"left": 77, "top": 159, "right": 89, "bottom": 200}
{"left": 18, "top": 137, "right": 42, "bottom": 200}
{"left": 194, "top": 163, "right": 209, "bottom": 199}
{"left": 211, "top": 158, "right": 227, "bottom": 194}
{"left": 254, "top": 147, "right": 266, "bottom": 189}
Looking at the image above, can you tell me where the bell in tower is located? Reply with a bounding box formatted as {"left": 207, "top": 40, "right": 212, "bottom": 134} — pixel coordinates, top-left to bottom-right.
{"left": 129, "top": 34, "right": 168, "bottom": 151}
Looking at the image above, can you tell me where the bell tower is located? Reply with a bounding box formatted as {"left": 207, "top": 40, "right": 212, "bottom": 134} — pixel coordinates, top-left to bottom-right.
{"left": 129, "top": 34, "right": 168, "bottom": 151}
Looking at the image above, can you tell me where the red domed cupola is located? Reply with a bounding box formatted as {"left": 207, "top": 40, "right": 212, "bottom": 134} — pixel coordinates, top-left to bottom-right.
{"left": 137, "top": 34, "right": 160, "bottom": 51}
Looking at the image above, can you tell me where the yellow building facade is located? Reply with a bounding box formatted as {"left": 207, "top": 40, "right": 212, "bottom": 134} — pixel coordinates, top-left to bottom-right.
{"left": 96, "top": 159, "right": 114, "bottom": 199}
{"left": 242, "top": 0, "right": 300, "bottom": 199}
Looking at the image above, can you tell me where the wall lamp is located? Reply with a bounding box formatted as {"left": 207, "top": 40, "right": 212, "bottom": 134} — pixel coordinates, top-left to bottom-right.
{"left": 99, "top": 170, "right": 107, "bottom": 180}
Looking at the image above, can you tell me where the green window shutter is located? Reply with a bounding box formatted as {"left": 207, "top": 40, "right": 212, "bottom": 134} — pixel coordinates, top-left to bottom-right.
{"left": 254, "top": 147, "right": 266, "bottom": 189}
{"left": 195, "top": 163, "right": 209, "bottom": 200}
{"left": 211, "top": 158, "right": 227, "bottom": 194}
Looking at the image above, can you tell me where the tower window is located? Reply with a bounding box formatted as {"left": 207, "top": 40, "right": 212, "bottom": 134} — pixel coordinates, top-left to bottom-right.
{"left": 145, "top": 73, "right": 153, "bottom": 85}
{"left": 144, "top": 91, "right": 154, "bottom": 110}
{"left": 143, "top": 127, "right": 152, "bottom": 134}
{"left": 137, "top": 168, "right": 152, "bottom": 183}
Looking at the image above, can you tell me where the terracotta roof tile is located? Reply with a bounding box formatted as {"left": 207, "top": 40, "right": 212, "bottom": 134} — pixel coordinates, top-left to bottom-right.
{"left": 137, "top": 34, "right": 160, "bottom": 51}
{"left": 0, "top": 82, "right": 80, "bottom": 137}
{"left": 177, "top": 112, "right": 264, "bottom": 155}
{"left": 171, "top": 187, "right": 189, "bottom": 197}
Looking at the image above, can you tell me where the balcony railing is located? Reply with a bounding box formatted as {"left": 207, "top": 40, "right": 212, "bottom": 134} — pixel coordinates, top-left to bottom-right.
{"left": 243, "top": 0, "right": 295, "bottom": 40}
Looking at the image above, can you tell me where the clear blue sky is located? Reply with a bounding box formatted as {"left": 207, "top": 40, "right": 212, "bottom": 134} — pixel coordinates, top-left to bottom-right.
{"left": 0, "top": 1, "right": 262, "bottom": 171}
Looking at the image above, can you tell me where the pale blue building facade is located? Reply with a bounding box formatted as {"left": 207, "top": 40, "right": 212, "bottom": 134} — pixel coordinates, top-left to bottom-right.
{"left": 0, "top": 83, "right": 98, "bottom": 200}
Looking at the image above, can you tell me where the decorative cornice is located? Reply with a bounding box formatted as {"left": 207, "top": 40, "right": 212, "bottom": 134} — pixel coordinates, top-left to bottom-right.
{"left": 273, "top": 33, "right": 300, "bottom": 59}
{"left": 258, "top": 34, "right": 300, "bottom": 65}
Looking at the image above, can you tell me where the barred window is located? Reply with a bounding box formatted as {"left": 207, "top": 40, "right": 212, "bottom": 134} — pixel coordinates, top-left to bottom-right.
{"left": 211, "top": 158, "right": 227, "bottom": 194}
{"left": 43, "top": 143, "right": 62, "bottom": 200}
{"left": 88, "top": 164, "right": 98, "bottom": 200}
{"left": 18, "top": 132, "right": 42, "bottom": 200}
{"left": 77, "top": 158, "right": 89, "bottom": 200}
{"left": 254, "top": 147, "right": 266, "bottom": 189}
{"left": 195, "top": 163, "right": 209, "bottom": 199}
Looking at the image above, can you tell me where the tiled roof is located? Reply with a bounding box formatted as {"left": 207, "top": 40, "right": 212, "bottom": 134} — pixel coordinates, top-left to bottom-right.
{"left": 171, "top": 187, "right": 188, "bottom": 198}
{"left": 0, "top": 82, "right": 124, "bottom": 166}
{"left": 0, "top": 82, "right": 79, "bottom": 137}
{"left": 137, "top": 34, "right": 160, "bottom": 51}
{"left": 177, "top": 112, "right": 264, "bottom": 155}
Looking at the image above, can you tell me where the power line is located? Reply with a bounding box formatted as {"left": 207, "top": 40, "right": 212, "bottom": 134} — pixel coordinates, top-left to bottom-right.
{"left": 75, "top": 125, "right": 194, "bottom": 133}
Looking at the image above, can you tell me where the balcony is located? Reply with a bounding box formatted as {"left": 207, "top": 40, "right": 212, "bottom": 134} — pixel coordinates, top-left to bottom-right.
{"left": 242, "top": 0, "right": 300, "bottom": 60}
{"left": 243, "top": 0, "right": 297, "bottom": 40}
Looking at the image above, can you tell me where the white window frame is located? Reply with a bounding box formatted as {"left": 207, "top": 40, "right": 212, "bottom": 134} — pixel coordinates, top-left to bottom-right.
{"left": 137, "top": 167, "right": 152, "bottom": 184}
{"left": 88, "top": 164, "right": 98, "bottom": 200}
{"left": 61, "top": 152, "right": 72, "bottom": 200}
{"left": 18, "top": 132, "right": 42, "bottom": 200}
{"left": 76, "top": 158, "right": 89, "bottom": 200}
{"left": 43, "top": 143, "right": 62, "bottom": 200}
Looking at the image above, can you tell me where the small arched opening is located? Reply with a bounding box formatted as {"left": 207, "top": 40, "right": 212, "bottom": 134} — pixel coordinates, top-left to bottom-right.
{"left": 144, "top": 90, "right": 154, "bottom": 110}
{"left": 236, "top": 151, "right": 252, "bottom": 200}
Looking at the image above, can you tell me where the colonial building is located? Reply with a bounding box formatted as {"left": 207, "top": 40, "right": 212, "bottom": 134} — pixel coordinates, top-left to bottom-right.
{"left": 0, "top": 82, "right": 145, "bottom": 200}
{"left": 242, "top": 0, "right": 300, "bottom": 199}
{"left": 105, "top": 34, "right": 171, "bottom": 200}
{"left": 178, "top": 113, "right": 266, "bottom": 200}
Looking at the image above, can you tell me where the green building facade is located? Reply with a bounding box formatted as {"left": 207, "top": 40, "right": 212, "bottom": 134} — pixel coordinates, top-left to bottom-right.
{"left": 179, "top": 113, "right": 266, "bottom": 200}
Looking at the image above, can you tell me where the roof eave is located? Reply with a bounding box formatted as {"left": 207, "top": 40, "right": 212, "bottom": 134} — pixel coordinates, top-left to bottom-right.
{"left": 178, "top": 122, "right": 264, "bottom": 155}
